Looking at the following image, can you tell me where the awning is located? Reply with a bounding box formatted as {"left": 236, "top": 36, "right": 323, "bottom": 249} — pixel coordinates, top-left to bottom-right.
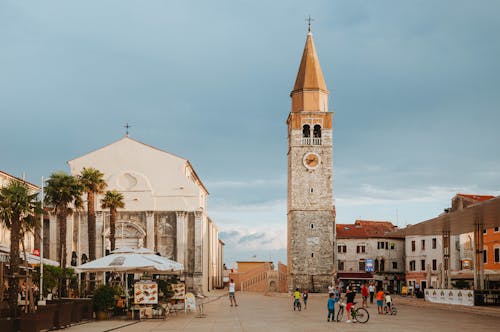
{"left": 0, "top": 244, "right": 58, "bottom": 267}
{"left": 337, "top": 272, "right": 373, "bottom": 280}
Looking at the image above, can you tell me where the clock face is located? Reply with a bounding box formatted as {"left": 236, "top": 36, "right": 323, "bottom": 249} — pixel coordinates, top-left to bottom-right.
{"left": 303, "top": 152, "right": 320, "bottom": 169}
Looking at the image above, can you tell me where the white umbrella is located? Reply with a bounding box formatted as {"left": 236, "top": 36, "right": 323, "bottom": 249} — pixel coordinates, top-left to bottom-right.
{"left": 75, "top": 247, "right": 184, "bottom": 274}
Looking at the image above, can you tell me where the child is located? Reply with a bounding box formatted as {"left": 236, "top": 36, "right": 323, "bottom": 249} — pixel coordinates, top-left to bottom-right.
{"left": 385, "top": 293, "right": 392, "bottom": 313}
{"left": 293, "top": 288, "right": 301, "bottom": 311}
{"left": 302, "top": 289, "right": 309, "bottom": 309}
{"left": 376, "top": 288, "right": 384, "bottom": 314}
{"left": 327, "top": 293, "right": 336, "bottom": 322}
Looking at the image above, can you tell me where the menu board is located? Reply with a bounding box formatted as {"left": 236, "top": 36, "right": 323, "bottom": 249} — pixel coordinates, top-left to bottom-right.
{"left": 185, "top": 292, "right": 196, "bottom": 311}
{"left": 134, "top": 281, "right": 158, "bottom": 304}
{"left": 171, "top": 283, "right": 185, "bottom": 300}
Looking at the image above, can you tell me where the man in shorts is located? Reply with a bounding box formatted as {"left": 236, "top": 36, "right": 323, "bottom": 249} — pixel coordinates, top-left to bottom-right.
{"left": 229, "top": 279, "right": 238, "bottom": 307}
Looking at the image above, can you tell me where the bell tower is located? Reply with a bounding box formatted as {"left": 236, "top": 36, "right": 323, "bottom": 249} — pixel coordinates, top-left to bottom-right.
{"left": 287, "top": 26, "right": 335, "bottom": 292}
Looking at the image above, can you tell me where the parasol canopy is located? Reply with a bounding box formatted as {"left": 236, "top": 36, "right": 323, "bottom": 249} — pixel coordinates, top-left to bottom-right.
{"left": 75, "top": 247, "right": 183, "bottom": 274}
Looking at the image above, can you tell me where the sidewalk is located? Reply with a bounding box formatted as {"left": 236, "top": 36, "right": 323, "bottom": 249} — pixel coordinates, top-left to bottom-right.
{"left": 394, "top": 295, "right": 500, "bottom": 317}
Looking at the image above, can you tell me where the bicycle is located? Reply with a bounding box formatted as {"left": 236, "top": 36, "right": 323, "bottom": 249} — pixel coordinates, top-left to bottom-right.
{"left": 293, "top": 298, "right": 302, "bottom": 311}
{"left": 383, "top": 303, "right": 397, "bottom": 315}
{"left": 336, "top": 300, "right": 369, "bottom": 323}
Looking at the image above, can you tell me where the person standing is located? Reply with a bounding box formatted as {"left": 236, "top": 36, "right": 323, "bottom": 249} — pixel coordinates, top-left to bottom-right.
{"left": 368, "top": 283, "right": 375, "bottom": 304}
{"left": 229, "top": 279, "right": 238, "bottom": 307}
{"left": 302, "top": 289, "right": 309, "bottom": 309}
{"left": 327, "top": 293, "right": 335, "bottom": 322}
{"left": 385, "top": 293, "right": 392, "bottom": 313}
{"left": 293, "top": 288, "right": 301, "bottom": 311}
{"left": 345, "top": 286, "right": 356, "bottom": 323}
{"left": 328, "top": 283, "right": 334, "bottom": 296}
{"left": 376, "top": 288, "right": 384, "bottom": 314}
{"left": 361, "top": 283, "right": 369, "bottom": 307}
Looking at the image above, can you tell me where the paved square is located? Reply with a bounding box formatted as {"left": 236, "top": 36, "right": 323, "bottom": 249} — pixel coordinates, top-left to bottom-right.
{"left": 67, "top": 291, "right": 500, "bottom": 332}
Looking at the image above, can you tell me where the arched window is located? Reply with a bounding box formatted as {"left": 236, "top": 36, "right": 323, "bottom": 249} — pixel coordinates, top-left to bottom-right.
{"left": 374, "top": 259, "right": 379, "bottom": 272}
{"left": 313, "top": 124, "right": 322, "bottom": 138}
{"left": 302, "top": 124, "right": 310, "bottom": 138}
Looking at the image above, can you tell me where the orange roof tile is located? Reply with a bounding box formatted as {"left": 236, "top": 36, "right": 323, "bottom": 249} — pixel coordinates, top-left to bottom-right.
{"left": 336, "top": 220, "right": 401, "bottom": 238}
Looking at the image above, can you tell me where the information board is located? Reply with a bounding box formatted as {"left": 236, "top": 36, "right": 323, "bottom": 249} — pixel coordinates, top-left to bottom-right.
{"left": 134, "top": 281, "right": 158, "bottom": 305}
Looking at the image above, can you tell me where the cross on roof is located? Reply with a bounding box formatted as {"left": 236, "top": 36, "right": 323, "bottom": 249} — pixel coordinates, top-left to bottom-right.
{"left": 306, "top": 15, "right": 314, "bottom": 33}
{"left": 124, "top": 123, "right": 131, "bottom": 137}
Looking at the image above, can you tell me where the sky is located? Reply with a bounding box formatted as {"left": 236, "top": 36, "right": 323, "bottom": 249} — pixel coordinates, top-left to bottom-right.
{"left": 1, "top": 1, "right": 500, "bottom": 268}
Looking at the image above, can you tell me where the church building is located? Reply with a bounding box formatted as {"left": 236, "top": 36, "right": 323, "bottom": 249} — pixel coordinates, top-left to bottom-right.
{"left": 287, "top": 26, "right": 335, "bottom": 292}
{"left": 46, "top": 136, "right": 223, "bottom": 294}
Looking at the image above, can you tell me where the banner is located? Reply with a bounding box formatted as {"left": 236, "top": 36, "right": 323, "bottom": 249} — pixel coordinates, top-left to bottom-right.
{"left": 425, "top": 289, "right": 474, "bottom": 306}
{"left": 134, "top": 281, "right": 158, "bottom": 304}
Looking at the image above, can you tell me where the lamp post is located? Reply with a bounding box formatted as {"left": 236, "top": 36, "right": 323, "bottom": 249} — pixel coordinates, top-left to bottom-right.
{"left": 39, "top": 176, "right": 44, "bottom": 303}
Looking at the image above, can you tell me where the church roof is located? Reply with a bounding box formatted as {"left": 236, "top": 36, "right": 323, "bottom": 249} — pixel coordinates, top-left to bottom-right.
{"left": 292, "top": 31, "right": 328, "bottom": 93}
{"left": 0, "top": 170, "right": 39, "bottom": 190}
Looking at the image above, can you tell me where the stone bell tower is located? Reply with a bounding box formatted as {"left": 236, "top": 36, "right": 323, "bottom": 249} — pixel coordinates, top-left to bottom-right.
{"left": 287, "top": 26, "right": 335, "bottom": 292}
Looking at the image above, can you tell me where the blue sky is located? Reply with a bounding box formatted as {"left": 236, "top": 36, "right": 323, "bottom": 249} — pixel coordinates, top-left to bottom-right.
{"left": 2, "top": 1, "right": 500, "bottom": 268}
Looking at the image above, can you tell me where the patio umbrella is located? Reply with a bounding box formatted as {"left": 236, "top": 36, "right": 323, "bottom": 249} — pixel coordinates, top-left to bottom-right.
{"left": 75, "top": 247, "right": 183, "bottom": 274}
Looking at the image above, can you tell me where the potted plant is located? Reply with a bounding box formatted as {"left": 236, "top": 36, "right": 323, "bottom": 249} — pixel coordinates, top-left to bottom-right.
{"left": 92, "top": 285, "right": 116, "bottom": 320}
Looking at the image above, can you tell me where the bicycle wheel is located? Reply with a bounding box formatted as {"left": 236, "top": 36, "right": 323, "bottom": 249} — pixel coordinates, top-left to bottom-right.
{"left": 391, "top": 306, "right": 397, "bottom": 315}
{"left": 336, "top": 307, "right": 344, "bottom": 322}
{"left": 354, "top": 308, "right": 369, "bottom": 323}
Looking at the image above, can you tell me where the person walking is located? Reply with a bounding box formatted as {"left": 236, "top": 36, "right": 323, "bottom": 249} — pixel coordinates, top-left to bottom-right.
{"left": 361, "top": 283, "right": 369, "bottom": 307}
{"left": 229, "top": 279, "right": 238, "bottom": 307}
{"left": 385, "top": 293, "right": 392, "bottom": 314}
{"left": 293, "top": 288, "right": 301, "bottom": 311}
{"left": 328, "top": 283, "right": 334, "bottom": 296}
{"left": 369, "top": 283, "right": 375, "bottom": 304}
{"left": 327, "top": 293, "right": 336, "bottom": 322}
{"left": 376, "top": 288, "right": 384, "bottom": 314}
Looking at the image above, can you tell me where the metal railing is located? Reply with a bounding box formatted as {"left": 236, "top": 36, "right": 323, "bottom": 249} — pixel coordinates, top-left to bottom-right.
{"left": 301, "top": 137, "right": 322, "bottom": 145}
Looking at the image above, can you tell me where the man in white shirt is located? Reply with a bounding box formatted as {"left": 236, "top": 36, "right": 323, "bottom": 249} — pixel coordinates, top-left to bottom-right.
{"left": 229, "top": 279, "right": 238, "bottom": 307}
{"left": 368, "top": 284, "right": 375, "bottom": 304}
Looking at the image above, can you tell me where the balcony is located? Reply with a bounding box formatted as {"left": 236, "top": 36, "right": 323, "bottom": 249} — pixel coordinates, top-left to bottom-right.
{"left": 301, "top": 137, "right": 322, "bottom": 145}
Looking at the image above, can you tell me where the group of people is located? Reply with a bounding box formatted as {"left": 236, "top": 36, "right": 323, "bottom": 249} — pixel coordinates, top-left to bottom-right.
{"left": 295, "top": 282, "right": 394, "bottom": 322}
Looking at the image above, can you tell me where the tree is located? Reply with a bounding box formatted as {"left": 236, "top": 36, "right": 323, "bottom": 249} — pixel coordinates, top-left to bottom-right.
{"left": 78, "top": 167, "right": 107, "bottom": 290}
{"left": 44, "top": 171, "right": 82, "bottom": 296}
{"left": 0, "top": 180, "right": 41, "bottom": 317}
{"left": 101, "top": 190, "right": 124, "bottom": 251}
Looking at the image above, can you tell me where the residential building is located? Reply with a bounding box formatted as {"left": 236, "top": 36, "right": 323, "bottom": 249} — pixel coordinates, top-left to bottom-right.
{"left": 336, "top": 220, "right": 404, "bottom": 293}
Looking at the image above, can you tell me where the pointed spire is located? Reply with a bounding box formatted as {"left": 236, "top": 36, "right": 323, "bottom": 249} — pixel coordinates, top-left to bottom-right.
{"left": 292, "top": 30, "right": 327, "bottom": 93}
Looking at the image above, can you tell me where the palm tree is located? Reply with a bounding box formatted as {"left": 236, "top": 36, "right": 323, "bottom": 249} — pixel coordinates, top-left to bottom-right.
{"left": 44, "top": 171, "right": 82, "bottom": 296}
{"left": 78, "top": 168, "right": 107, "bottom": 263}
{"left": 0, "top": 180, "right": 41, "bottom": 317}
{"left": 101, "top": 190, "right": 125, "bottom": 251}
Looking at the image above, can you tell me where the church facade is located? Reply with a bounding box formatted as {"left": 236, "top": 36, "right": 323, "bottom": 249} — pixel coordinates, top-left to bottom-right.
{"left": 46, "top": 137, "right": 223, "bottom": 294}
{"left": 287, "top": 28, "right": 335, "bottom": 292}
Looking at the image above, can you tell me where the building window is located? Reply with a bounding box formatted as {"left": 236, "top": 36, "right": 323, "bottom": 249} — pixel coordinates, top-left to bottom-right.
{"left": 432, "top": 259, "right": 437, "bottom": 271}
{"left": 377, "top": 242, "right": 383, "bottom": 249}
{"left": 380, "top": 259, "right": 385, "bottom": 272}
{"left": 421, "top": 260, "right": 426, "bottom": 271}
{"left": 390, "top": 243, "right": 395, "bottom": 250}
{"left": 484, "top": 249, "right": 487, "bottom": 263}
{"left": 313, "top": 124, "right": 322, "bottom": 138}
{"left": 409, "top": 260, "right": 416, "bottom": 271}
{"left": 310, "top": 223, "right": 314, "bottom": 229}
{"left": 421, "top": 239, "right": 425, "bottom": 250}
{"left": 411, "top": 240, "right": 416, "bottom": 252}
{"left": 495, "top": 227, "right": 499, "bottom": 232}
{"left": 374, "top": 259, "right": 379, "bottom": 272}
{"left": 392, "top": 262, "right": 397, "bottom": 270}
{"left": 483, "top": 229, "right": 487, "bottom": 234}
{"left": 338, "top": 245, "right": 347, "bottom": 253}
{"left": 338, "top": 261, "right": 345, "bottom": 271}
{"left": 495, "top": 248, "right": 500, "bottom": 263}
{"left": 302, "top": 124, "right": 311, "bottom": 138}
{"left": 432, "top": 238, "right": 437, "bottom": 249}
{"left": 356, "top": 245, "right": 366, "bottom": 254}
{"left": 359, "top": 260, "right": 366, "bottom": 271}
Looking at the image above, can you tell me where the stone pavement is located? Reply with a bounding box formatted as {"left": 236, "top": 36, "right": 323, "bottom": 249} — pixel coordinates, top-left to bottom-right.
{"left": 66, "top": 290, "right": 500, "bottom": 332}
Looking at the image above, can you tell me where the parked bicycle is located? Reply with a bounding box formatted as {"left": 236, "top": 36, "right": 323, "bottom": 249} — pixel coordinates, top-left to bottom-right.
{"left": 384, "top": 303, "right": 397, "bottom": 315}
{"left": 336, "top": 299, "right": 369, "bottom": 323}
